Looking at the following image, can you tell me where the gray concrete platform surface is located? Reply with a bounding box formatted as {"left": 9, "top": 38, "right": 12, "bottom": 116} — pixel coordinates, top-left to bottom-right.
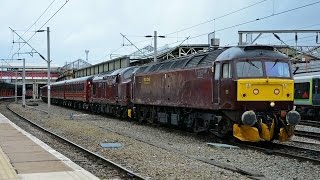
{"left": 0, "top": 113, "right": 99, "bottom": 180}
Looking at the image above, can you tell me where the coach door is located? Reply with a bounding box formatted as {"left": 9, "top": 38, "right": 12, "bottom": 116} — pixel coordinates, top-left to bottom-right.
{"left": 219, "top": 62, "right": 233, "bottom": 109}
{"left": 213, "top": 62, "right": 220, "bottom": 109}
{"left": 312, "top": 77, "right": 320, "bottom": 106}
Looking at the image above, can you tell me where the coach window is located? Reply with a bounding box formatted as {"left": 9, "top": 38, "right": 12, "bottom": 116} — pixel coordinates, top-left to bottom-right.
{"left": 222, "top": 63, "right": 232, "bottom": 78}
{"left": 294, "top": 82, "right": 310, "bottom": 99}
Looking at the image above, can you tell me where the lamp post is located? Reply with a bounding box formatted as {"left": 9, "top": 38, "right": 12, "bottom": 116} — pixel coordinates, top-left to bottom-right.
{"left": 9, "top": 27, "right": 50, "bottom": 107}
{"left": 145, "top": 31, "right": 165, "bottom": 62}
{"left": 37, "top": 27, "right": 51, "bottom": 109}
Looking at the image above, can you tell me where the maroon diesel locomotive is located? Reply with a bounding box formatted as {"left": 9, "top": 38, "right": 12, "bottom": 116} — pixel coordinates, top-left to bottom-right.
{"left": 90, "top": 67, "right": 138, "bottom": 117}
{"left": 41, "top": 45, "right": 300, "bottom": 142}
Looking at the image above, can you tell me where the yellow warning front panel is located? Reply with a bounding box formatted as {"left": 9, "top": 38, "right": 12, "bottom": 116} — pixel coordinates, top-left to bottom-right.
{"left": 237, "top": 78, "right": 294, "bottom": 101}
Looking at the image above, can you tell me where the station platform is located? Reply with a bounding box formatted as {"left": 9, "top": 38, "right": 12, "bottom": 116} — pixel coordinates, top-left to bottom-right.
{"left": 0, "top": 113, "right": 99, "bottom": 180}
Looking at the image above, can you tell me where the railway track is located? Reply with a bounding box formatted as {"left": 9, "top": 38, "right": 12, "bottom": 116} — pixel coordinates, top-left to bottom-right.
{"left": 3, "top": 101, "right": 145, "bottom": 180}
{"left": 9, "top": 101, "right": 268, "bottom": 179}
{"left": 5, "top": 100, "right": 320, "bottom": 178}
{"left": 299, "top": 120, "right": 320, "bottom": 128}
{"left": 295, "top": 130, "right": 320, "bottom": 141}
{"left": 238, "top": 142, "right": 320, "bottom": 164}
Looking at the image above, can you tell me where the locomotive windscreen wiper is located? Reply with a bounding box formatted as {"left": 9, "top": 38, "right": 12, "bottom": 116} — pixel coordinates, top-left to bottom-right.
{"left": 271, "top": 59, "right": 279, "bottom": 69}
{"left": 246, "top": 60, "right": 260, "bottom": 69}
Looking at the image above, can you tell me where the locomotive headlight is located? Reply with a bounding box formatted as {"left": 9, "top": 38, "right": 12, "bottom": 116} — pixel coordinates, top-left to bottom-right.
{"left": 270, "top": 102, "right": 275, "bottom": 107}
{"left": 274, "top": 88, "right": 280, "bottom": 95}
{"left": 253, "top": 89, "right": 259, "bottom": 95}
{"left": 241, "top": 110, "right": 257, "bottom": 126}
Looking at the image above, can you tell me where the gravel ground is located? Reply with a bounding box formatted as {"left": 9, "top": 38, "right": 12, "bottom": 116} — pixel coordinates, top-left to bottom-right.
{"left": 0, "top": 102, "right": 129, "bottom": 179}
{"left": 5, "top": 101, "right": 320, "bottom": 179}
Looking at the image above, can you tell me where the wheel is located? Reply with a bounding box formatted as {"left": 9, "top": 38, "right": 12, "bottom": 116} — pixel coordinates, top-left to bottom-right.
{"left": 217, "top": 118, "right": 232, "bottom": 138}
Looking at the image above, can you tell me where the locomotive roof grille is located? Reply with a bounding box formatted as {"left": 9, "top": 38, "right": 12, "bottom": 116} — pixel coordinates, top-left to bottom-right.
{"left": 136, "top": 48, "right": 227, "bottom": 74}
{"left": 135, "top": 46, "right": 286, "bottom": 75}
{"left": 135, "top": 66, "right": 148, "bottom": 73}
{"left": 170, "top": 59, "right": 187, "bottom": 69}
{"left": 185, "top": 55, "right": 206, "bottom": 68}
{"left": 148, "top": 63, "right": 163, "bottom": 72}
{"left": 158, "top": 61, "right": 174, "bottom": 71}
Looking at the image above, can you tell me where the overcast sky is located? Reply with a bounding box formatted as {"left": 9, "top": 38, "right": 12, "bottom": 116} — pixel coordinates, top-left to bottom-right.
{"left": 0, "top": 0, "right": 319, "bottom": 67}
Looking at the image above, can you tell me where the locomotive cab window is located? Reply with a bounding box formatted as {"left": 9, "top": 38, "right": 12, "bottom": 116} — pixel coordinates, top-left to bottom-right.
{"left": 294, "top": 82, "right": 310, "bottom": 99}
{"left": 265, "top": 61, "right": 290, "bottom": 78}
{"left": 236, "top": 61, "right": 263, "bottom": 78}
{"left": 222, "top": 63, "right": 232, "bottom": 78}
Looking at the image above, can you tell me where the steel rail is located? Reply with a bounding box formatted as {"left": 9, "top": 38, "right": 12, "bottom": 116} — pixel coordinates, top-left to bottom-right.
{"left": 6, "top": 103, "right": 146, "bottom": 180}
{"left": 295, "top": 130, "right": 320, "bottom": 141}
{"left": 9, "top": 101, "right": 266, "bottom": 178}
{"left": 236, "top": 142, "right": 320, "bottom": 164}
{"left": 299, "top": 120, "right": 320, "bottom": 128}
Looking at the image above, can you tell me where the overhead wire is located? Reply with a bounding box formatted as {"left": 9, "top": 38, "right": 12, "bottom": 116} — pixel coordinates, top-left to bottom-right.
{"left": 99, "top": 35, "right": 161, "bottom": 62}
{"left": 275, "top": 35, "right": 316, "bottom": 44}
{"left": 272, "top": 33, "right": 320, "bottom": 60}
{"left": 164, "top": 0, "right": 320, "bottom": 47}
{"left": 262, "top": 23, "right": 320, "bottom": 39}
{"left": 10, "top": 0, "right": 57, "bottom": 60}
{"left": 109, "top": 47, "right": 125, "bottom": 58}
{"left": 120, "top": 1, "right": 320, "bottom": 60}
{"left": 19, "top": 0, "right": 57, "bottom": 41}
{"left": 224, "top": 23, "right": 320, "bottom": 46}
{"left": 14, "top": 0, "right": 70, "bottom": 55}
{"left": 124, "top": 2, "right": 264, "bottom": 59}
{"left": 164, "top": 0, "right": 269, "bottom": 36}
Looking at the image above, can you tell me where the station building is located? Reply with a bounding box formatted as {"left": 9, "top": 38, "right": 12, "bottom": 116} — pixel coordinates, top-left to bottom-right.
{"left": 0, "top": 61, "right": 59, "bottom": 99}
